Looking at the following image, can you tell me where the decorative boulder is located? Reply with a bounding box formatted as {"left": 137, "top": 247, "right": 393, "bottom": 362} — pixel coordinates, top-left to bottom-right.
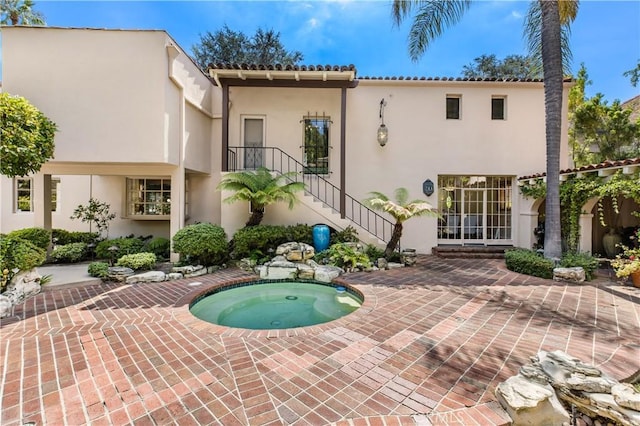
{"left": 612, "top": 383, "right": 640, "bottom": 411}
{"left": 126, "top": 271, "right": 167, "bottom": 284}
{"left": 296, "top": 263, "right": 315, "bottom": 280}
{"left": 276, "top": 242, "right": 315, "bottom": 261}
{"left": 496, "top": 375, "right": 570, "bottom": 426}
{"left": 107, "top": 266, "right": 135, "bottom": 282}
{"left": 553, "top": 267, "right": 585, "bottom": 282}
{"left": 377, "top": 258, "right": 388, "bottom": 270}
{"left": 4, "top": 270, "right": 42, "bottom": 305}
{"left": 0, "top": 295, "right": 13, "bottom": 318}
{"left": 314, "top": 265, "right": 343, "bottom": 283}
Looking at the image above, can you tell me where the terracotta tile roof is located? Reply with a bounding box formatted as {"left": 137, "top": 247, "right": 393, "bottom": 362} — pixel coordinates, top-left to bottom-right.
{"left": 208, "top": 63, "right": 357, "bottom": 73}
{"left": 359, "top": 76, "right": 548, "bottom": 82}
{"left": 518, "top": 157, "right": 640, "bottom": 180}
{"left": 206, "top": 64, "right": 573, "bottom": 83}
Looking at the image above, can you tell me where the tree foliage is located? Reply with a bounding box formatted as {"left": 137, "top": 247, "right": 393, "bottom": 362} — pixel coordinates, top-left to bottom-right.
{"left": 364, "top": 188, "right": 438, "bottom": 257}
{"left": 569, "top": 64, "right": 640, "bottom": 166}
{"left": 0, "top": 0, "right": 45, "bottom": 25}
{"left": 623, "top": 60, "right": 640, "bottom": 87}
{"left": 192, "top": 25, "right": 303, "bottom": 70}
{"left": 217, "top": 167, "right": 305, "bottom": 227}
{"left": 0, "top": 93, "right": 56, "bottom": 177}
{"left": 461, "top": 54, "right": 541, "bottom": 79}
{"left": 70, "top": 198, "right": 116, "bottom": 238}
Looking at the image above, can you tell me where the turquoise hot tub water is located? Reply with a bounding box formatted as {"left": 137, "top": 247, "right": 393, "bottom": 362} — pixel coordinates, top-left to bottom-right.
{"left": 190, "top": 280, "right": 363, "bottom": 330}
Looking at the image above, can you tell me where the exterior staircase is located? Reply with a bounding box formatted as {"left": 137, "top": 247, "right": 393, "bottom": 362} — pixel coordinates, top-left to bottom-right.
{"left": 227, "top": 146, "right": 394, "bottom": 247}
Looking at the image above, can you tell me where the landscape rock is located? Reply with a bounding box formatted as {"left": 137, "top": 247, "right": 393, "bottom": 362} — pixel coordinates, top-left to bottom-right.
{"left": 296, "top": 263, "right": 315, "bottom": 280}
{"left": 257, "top": 265, "right": 298, "bottom": 280}
{"left": 496, "top": 374, "right": 570, "bottom": 425}
{"left": 172, "top": 265, "right": 205, "bottom": 275}
{"left": 387, "top": 262, "right": 405, "bottom": 269}
{"left": 126, "top": 271, "right": 167, "bottom": 284}
{"left": 0, "top": 295, "right": 12, "bottom": 318}
{"left": 276, "top": 242, "right": 315, "bottom": 261}
{"left": 612, "top": 383, "right": 640, "bottom": 411}
{"left": 377, "top": 258, "right": 388, "bottom": 270}
{"left": 0, "top": 270, "right": 43, "bottom": 318}
{"left": 553, "top": 267, "right": 586, "bottom": 282}
{"left": 108, "top": 266, "right": 135, "bottom": 282}
{"left": 498, "top": 351, "right": 640, "bottom": 426}
{"left": 314, "top": 265, "right": 343, "bottom": 283}
{"left": 167, "top": 272, "right": 184, "bottom": 281}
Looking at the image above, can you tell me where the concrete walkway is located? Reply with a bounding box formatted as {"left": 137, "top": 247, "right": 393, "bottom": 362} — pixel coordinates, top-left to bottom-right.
{"left": 37, "top": 263, "right": 102, "bottom": 289}
{"left": 1, "top": 256, "right": 639, "bottom": 425}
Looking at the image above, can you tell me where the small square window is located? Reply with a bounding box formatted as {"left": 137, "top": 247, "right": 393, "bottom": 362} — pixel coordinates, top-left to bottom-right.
{"left": 446, "top": 96, "right": 460, "bottom": 120}
{"left": 492, "top": 97, "right": 505, "bottom": 120}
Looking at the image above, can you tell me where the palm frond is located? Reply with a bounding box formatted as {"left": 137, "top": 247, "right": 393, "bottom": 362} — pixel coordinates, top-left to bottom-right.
{"left": 406, "top": 0, "right": 471, "bottom": 62}
{"left": 524, "top": 1, "right": 576, "bottom": 76}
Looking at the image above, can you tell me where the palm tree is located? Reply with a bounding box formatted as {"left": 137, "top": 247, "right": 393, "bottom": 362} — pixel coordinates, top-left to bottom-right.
{"left": 364, "top": 188, "right": 438, "bottom": 257}
{"left": 392, "top": 0, "right": 577, "bottom": 259}
{"left": 217, "top": 167, "right": 305, "bottom": 227}
{"left": 1, "top": 0, "right": 46, "bottom": 26}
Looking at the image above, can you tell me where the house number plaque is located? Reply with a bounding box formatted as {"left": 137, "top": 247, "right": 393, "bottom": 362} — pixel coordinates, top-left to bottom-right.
{"left": 422, "top": 179, "right": 434, "bottom": 196}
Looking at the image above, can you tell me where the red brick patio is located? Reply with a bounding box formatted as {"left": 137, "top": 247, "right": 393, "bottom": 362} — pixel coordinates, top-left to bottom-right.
{"left": 1, "top": 256, "right": 638, "bottom": 425}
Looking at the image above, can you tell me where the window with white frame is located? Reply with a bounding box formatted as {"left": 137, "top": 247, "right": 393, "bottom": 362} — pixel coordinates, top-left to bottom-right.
{"left": 51, "top": 178, "right": 60, "bottom": 212}
{"left": 446, "top": 95, "right": 461, "bottom": 120}
{"left": 126, "top": 178, "right": 171, "bottom": 218}
{"left": 15, "top": 178, "right": 33, "bottom": 212}
{"left": 492, "top": 96, "right": 506, "bottom": 120}
{"left": 13, "top": 177, "right": 61, "bottom": 213}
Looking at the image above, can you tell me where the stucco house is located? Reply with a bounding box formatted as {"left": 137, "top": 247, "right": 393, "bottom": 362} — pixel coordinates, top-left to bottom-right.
{"left": 2, "top": 26, "right": 582, "bottom": 256}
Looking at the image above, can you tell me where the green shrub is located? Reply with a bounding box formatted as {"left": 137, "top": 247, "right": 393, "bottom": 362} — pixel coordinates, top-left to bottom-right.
{"left": 88, "top": 261, "right": 110, "bottom": 279}
{"left": 560, "top": 251, "right": 600, "bottom": 281}
{"left": 231, "top": 224, "right": 314, "bottom": 260}
{"left": 364, "top": 244, "right": 385, "bottom": 261}
{"left": 0, "top": 236, "right": 47, "bottom": 290}
{"left": 95, "top": 237, "right": 145, "bottom": 260}
{"left": 52, "top": 229, "right": 99, "bottom": 245}
{"left": 173, "top": 223, "right": 228, "bottom": 266}
{"left": 144, "top": 237, "right": 171, "bottom": 259}
{"left": 50, "top": 242, "right": 87, "bottom": 263}
{"left": 286, "top": 224, "right": 314, "bottom": 245}
{"left": 322, "top": 243, "right": 372, "bottom": 270}
{"left": 505, "top": 248, "right": 555, "bottom": 279}
{"left": 331, "top": 225, "right": 360, "bottom": 244}
{"left": 7, "top": 227, "right": 51, "bottom": 250}
{"left": 116, "top": 252, "right": 157, "bottom": 270}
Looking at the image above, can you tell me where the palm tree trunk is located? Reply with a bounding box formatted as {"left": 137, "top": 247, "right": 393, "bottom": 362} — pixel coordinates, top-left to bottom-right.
{"left": 245, "top": 209, "right": 264, "bottom": 227}
{"left": 384, "top": 222, "right": 403, "bottom": 258}
{"left": 540, "top": 0, "right": 563, "bottom": 260}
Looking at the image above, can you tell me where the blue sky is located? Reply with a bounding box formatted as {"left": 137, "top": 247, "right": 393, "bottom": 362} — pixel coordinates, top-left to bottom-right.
{"left": 5, "top": 0, "right": 640, "bottom": 102}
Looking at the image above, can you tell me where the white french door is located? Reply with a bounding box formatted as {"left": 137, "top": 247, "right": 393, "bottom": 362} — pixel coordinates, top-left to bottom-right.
{"left": 438, "top": 176, "right": 513, "bottom": 245}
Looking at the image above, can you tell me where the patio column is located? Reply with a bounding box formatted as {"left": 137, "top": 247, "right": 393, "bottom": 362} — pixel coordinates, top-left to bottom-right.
{"left": 579, "top": 213, "right": 594, "bottom": 253}
{"left": 33, "top": 173, "right": 52, "bottom": 236}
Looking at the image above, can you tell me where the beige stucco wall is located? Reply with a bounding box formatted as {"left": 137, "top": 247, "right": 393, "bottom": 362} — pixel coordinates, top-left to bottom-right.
{"left": 1, "top": 27, "right": 219, "bottom": 240}
{"left": 222, "top": 78, "right": 571, "bottom": 252}
{"left": 1, "top": 26, "right": 573, "bottom": 254}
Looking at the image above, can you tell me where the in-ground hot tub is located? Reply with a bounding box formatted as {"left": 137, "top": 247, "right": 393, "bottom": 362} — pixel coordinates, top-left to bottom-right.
{"left": 189, "top": 280, "right": 363, "bottom": 330}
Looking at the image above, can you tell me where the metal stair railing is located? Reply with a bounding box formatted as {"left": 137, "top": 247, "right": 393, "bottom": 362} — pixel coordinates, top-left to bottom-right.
{"left": 227, "top": 146, "right": 394, "bottom": 243}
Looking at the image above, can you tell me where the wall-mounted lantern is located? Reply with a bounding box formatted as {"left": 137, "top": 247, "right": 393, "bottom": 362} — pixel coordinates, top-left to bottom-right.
{"left": 377, "top": 98, "right": 388, "bottom": 146}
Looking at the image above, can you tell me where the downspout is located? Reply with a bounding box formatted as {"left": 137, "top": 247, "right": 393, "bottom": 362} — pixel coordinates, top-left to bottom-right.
{"left": 222, "top": 84, "right": 229, "bottom": 172}
{"left": 340, "top": 87, "right": 347, "bottom": 218}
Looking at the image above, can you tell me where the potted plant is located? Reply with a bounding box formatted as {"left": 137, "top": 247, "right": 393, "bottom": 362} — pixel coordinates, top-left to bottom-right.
{"left": 611, "top": 230, "right": 640, "bottom": 287}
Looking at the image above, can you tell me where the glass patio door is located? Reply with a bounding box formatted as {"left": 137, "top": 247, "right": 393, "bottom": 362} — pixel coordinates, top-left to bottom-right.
{"left": 462, "top": 189, "right": 484, "bottom": 243}
{"left": 438, "top": 176, "right": 513, "bottom": 245}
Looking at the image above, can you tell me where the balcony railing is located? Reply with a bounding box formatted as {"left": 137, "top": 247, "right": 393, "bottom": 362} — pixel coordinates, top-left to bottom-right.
{"left": 227, "top": 146, "right": 394, "bottom": 243}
